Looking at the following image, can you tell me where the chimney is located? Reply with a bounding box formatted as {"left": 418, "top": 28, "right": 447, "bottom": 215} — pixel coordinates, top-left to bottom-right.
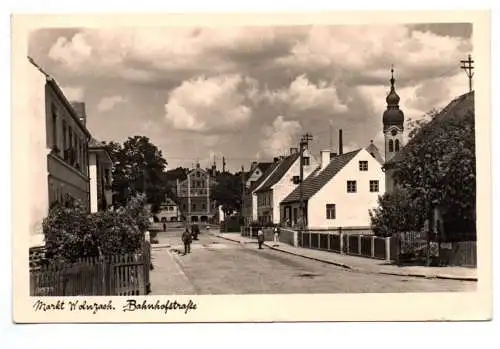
{"left": 320, "top": 150, "right": 331, "bottom": 170}
{"left": 339, "top": 129, "right": 343, "bottom": 155}
{"left": 290, "top": 147, "right": 298, "bottom": 155}
{"left": 71, "top": 101, "right": 87, "bottom": 126}
{"left": 330, "top": 152, "right": 337, "bottom": 159}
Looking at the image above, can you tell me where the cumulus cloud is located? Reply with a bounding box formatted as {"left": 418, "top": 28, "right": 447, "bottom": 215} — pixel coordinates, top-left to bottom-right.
{"left": 260, "top": 116, "right": 302, "bottom": 157}
{"left": 164, "top": 74, "right": 253, "bottom": 133}
{"left": 60, "top": 86, "right": 84, "bottom": 101}
{"left": 97, "top": 95, "right": 128, "bottom": 112}
{"left": 261, "top": 75, "right": 348, "bottom": 115}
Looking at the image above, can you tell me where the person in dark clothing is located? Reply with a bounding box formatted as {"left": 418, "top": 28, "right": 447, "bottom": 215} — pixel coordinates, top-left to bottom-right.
{"left": 163, "top": 222, "right": 167, "bottom": 232}
{"left": 182, "top": 227, "right": 192, "bottom": 255}
{"left": 257, "top": 227, "right": 264, "bottom": 249}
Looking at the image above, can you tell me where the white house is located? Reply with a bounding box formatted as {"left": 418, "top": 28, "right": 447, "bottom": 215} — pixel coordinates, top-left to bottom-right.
{"left": 255, "top": 148, "right": 318, "bottom": 225}
{"left": 88, "top": 137, "right": 113, "bottom": 213}
{"left": 155, "top": 197, "right": 180, "bottom": 222}
{"left": 25, "top": 57, "right": 92, "bottom": 247}
{"left": 280, "top": 146, "right": 385, "bottom": 229}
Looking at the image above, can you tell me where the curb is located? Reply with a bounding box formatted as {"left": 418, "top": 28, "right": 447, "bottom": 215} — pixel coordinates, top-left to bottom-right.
{"left": 216, "top": 235, "right": 257, "bottom": 245}
{"left": 263, "top": 243, "right": 477, "bottom": 282}
{"left": 264, "top": 243, "right": 352, "bottom": 270}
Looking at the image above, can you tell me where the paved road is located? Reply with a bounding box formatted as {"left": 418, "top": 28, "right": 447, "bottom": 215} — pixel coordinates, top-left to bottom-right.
{"left": 150, "top": 229, "right": 476, "bottom": 295}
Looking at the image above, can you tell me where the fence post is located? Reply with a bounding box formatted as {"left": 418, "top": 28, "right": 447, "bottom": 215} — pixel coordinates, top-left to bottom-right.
{"left": 309, "top": 230, "right": 312, "bottom": 248}
{"left": 327, "top": 231, "right": 331, "bottom": 251}
{"left": 358, "top": 235, "right": 362, "bottom": 255}
{"left": 371, "top": 236, "right": 375, "bottom": 258}
{"left": 385, "top": 236, "right": 391, "bottom": 262}
{"left": 339, "top": 227, "right": 344, "bottom": 254}
{"left": 346, "top": 231, "right": 350, "bottom": 254}
{"left": 293, "top": 230, "right": 298, "bottom": 247}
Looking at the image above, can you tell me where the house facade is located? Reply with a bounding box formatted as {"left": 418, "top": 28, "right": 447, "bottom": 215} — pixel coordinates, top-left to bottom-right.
{"left": 242, "top": 160, "right": 281, "bottom": 224}
{"left": 27, "top": 57, "right": 93, "bottom": 246}
{"left": 281, "top": 148, "right": 385, "bottom": 229}
{"left": 176, "top": 164, "right": 217, "bottom": 223}
{"left": 255, "top": 149, "right": 317, "bottom": 225}
{"left": 88, "top": 137, "right": 113, "bottom": 212}
{"left": 155, "top": 197, "right": 180, "bottom": 222}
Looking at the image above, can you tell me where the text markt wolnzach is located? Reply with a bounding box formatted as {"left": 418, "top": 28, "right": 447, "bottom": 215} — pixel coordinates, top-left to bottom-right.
{"left": 122, "top": 299, "right": 197, "bottom": 315}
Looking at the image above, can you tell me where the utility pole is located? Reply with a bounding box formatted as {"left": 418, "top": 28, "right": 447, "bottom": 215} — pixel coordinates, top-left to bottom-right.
{"left": 241, "top": 165, "right": 245, "bottom": 227}
{"left": 222, "top": 156, "right": 226, "bottom": 173}
{"left": 460, "top": 54, "right": 474, "bottom": 93}
{"left": 299, "top": 132, "right": 313, "bottom": 234}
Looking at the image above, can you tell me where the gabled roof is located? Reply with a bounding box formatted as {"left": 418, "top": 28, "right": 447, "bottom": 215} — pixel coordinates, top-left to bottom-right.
{"left": 247, "top": 160, "right": 282, "bottom": 193}
{"left": 365, "top": 142, "right": 384, "bottom": 164}
{"left": 281, "top": 149, "right": 361, "bottom": 204}
{"left": 257, "top": 162, "right": 273, "bottom": 173}
{"left": 255, "top": 153, "right": 300, "bottom": 193}
{"left": 386, "top": 91, "right": 474, "bottom": 167}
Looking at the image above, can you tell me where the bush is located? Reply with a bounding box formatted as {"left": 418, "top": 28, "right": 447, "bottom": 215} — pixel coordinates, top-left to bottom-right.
{"left": 43, "top": 194, "right": 151, "bottom": 263}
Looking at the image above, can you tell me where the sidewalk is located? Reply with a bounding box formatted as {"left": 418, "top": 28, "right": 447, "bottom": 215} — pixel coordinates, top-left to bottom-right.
{"left": 149, "top": 244, "right": 197, "bottom": 295}
{"left": 216, "top": 233, "right": 477, "bottom": 281}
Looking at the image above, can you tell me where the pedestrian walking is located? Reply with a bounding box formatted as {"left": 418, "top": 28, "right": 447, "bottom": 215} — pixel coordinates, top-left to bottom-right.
{"left": 182, "top": 227, "right": 192, "bottom": 255}
{"left": 257, "top": 227, "right": 264, "bottom": 249}
{"left": 273, "top": 225, "right": 280, "bottom": 247}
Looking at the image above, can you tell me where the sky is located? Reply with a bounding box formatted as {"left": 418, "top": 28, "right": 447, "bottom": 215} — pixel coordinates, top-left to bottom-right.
{"left": 28, "top": 23, "right": 472, "bottom": 173}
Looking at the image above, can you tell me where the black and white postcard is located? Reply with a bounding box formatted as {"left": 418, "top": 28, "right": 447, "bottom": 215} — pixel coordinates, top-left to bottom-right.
{"left": 11, "top": 11, "right": 492, "bottom": 322}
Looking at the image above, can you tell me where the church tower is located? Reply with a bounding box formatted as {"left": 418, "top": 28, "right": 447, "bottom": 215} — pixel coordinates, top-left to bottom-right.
{"left": 383, "top": 67, "right": 405, "bottom": 162}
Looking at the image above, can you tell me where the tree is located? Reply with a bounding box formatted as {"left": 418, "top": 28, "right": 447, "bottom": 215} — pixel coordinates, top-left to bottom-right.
{"left": 212, "top": 172, "right": 243, "bottom": 216}
{"left": 369, "top": 188, "right": 426, "bottom": 237}
{"left": 390, "top": 99, "right": 475, "bottom": 236}
{"left": 105, "top": 136, "right": 169, "bottom": 212}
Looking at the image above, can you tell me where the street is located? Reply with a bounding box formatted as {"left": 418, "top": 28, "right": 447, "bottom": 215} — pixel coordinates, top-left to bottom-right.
{"left": 150, "top": 228, "right": 475, "bottom": 295}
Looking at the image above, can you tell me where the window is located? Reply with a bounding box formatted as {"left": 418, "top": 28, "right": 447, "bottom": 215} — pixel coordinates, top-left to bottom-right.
{"left": 388, "top": 139, "right": 394, "bottom": 152}
{"left": 202, "top": 203, "right": 206, "bottom": 210}
{"left": 347, "top": 180, "right": 357, "bottom": 193}
{"left": 192, "top": 203, "right": 196, "bottom": 210}
{"left": 326, "top": 204, "right": 336, "bottom": 219}
{"left": 51, "top": 105, "right": 58, "bottom": 150}
{"left": 359, "top": 161, "right": 368, "bottom": 171}
{"left": 182, "top": 204, "right": 186, "bottom": 210}
{"left": 196, "top": 172, "right": 200, "bottom": 177}
{"left": 302, "top": 157, "right": 310, "bottom": 166}
{"left": 62, "top": 120, "right": 67, "bottom": 153}
{"left": 370, "top": 180, "right": 379, "bottom": 192}
{"left": 395, "top": 139, "right": 400, "bottom": 152}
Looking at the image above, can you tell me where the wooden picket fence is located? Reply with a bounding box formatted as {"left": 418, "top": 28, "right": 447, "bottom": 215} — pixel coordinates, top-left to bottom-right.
{"left": 30, "top": 242, "right": 151, "bottom": 297}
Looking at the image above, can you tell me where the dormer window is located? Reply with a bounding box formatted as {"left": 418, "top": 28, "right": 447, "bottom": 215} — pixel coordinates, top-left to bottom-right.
{"left": 302, "top": 157, "right": 310, "bottom": 166}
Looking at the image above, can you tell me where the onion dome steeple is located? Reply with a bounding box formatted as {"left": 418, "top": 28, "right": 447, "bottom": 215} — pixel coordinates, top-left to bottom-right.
{"left": 383, "top": 66, "right": 404, "bottom": 130}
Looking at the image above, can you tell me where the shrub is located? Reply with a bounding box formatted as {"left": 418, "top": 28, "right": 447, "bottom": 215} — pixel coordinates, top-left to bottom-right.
{"left": 43, "top": 194, "right": 151, "bottom": 263}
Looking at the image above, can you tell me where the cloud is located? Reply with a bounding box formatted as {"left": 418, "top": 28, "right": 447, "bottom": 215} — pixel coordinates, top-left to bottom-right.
{"left": 164, "top": 74, "right": 253, "bottom": 133}
{"left": 260, "top": 116, "right": 302, "bottom": 157}
{"left": 97, "top": 95, "right": 128, "bottom": 112}
{"left": 60, "top": 86, "right": 85, "bottom": 101}
{"left": 261, "top": 75, "right": 348, "bottom": 115}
